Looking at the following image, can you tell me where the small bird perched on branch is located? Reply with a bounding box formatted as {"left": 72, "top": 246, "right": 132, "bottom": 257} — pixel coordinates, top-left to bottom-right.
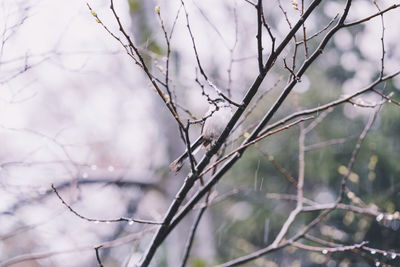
{"left": 170, "top": 98, "right": 233, "bottom": 172}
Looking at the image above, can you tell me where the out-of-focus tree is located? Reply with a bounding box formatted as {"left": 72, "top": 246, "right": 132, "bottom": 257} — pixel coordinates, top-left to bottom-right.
{"left": 1, "top": 0, "right": 400, "bottom": 267}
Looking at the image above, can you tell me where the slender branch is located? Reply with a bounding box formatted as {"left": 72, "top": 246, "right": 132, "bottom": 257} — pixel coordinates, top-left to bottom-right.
{"left": 256, "top": 0, "right": 264, "bottom": 73}
{"left": 95, "top": 246, "right": 104, "bottom": 267}
{"left": 372, "top": 1, "right": 385, "bottom": 79}
{"left": 338, "top": 107, "right": 379, "bottom": 202}
{"left": 300, "top": 0, "right": 309, "bottom": 59}
{"left": 51, "top": 184, "right": 162, "bottom": 225}
{"left": 270, "top": 120, "right": 306, "bottom": 247}
{"left": 259, "top": 150, "right": 297, "bottom": 186}
{"left": 296, "top": 14, "right": 339, "bottom": 45}
{"left": 372, "top": 89, "right": 400, "bottom": 106}
{"left": 180, "top": 206, "right": 207, "bottom": 267}
{"left": 258, "top": 70, "right": 400, "bottom": 137}
{"left": 156, "top": 6, "right": 177, "bottom": 113}
{"left": 304, "top": 136, "right": 357, "bottom": 151}
{"left": 200, "top": 116, "right": 313, "bottom": 177}
{"left": 1, "top": 247, "right": 93, "bottom": 267}
{"left": 1, "top": 228, "right": 156, "bottom": 267}
{"left": 260, "top": 10, "right": 276, "bottom": 54}
{"left": 232, "top": 77, "right": 282, "bottom": 133}
{"left": 305, "top": 234, "right": 400, "bottom": 262}
{"left": 303, "top": 202, "right": 379, "bottom": 217}
{"left": 183, "top": 123, "right": 197, "bottom": 175}
{"left": 303, "top": 107, "right": 334, "bottom": 133}
{"left": 243, "top": 0, "right": 256, "bottom": 7}
{"left": 266, "top": 193, "right": 317, "bottom": 205}
{"left": 343, "top": 4, "right": 400, "bottom": 27}
{"left": 89, "top": 1, "right": 185, "bottom": 129}
{"left": 292, "top": 240, "right": 368, "bottom": 253}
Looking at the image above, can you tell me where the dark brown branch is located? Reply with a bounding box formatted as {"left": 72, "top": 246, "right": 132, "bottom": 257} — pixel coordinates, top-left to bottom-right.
{"left": 296, "top": 14, "right": 339, "bottom": 45}
{"left": 200, "top": 116, "right": 313, "bottom": 177}
{"left": 300, "top": 0, "right": 310, "bottom": 59}
{"left": 180, "top": 0, "right": 240, "bottom": 107}
{"left": 243, "top": 0, "right": 256, "bottom": 7}
{"left": 51, "top": 184, "right": 162, "bottom": 225}
{"left": 372, "top": 1, "right": 386, "bottom": 79}
{"left": 260, "top": 10, "right": 276, "bottom": 54}
{"left": 89, "top": 2, "right": 185, "bottom": 129}
{"left": 256, "top": 0, "right": 264, "bottom": 73}
{"left": 95, "top": 246, "right": 104, "bottom": 267}
{"left": 343, "top": 4, "right": 400, "bottom": 27}
{"left": 232, "top": 77, "right": 282, "bottom": 133}
{"left": 180, "top": 206, "right": 207, "bottom": 267}
{"left": 183, "top": 123, "right": 197, "bottom": 175}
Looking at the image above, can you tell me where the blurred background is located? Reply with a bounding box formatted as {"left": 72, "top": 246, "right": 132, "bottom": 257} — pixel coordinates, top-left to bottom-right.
{"left": 1, "top": 0, "right": 400, "bottom": 266}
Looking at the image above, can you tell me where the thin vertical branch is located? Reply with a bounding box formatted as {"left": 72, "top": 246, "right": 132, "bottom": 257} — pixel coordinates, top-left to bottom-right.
{"left": 301, "top": 0, "right": 310, "bottom": 58}
{"left": 256, "top": 0, "right": 264, "bottom": 73}
{"left": 183, "top": 123, "right": 197, "bottom": 175}
{"left": 338, "top": 106, "right": 379, "bottom": 202}
{"left": 227, "top": 4, "right": 239, "bottom": 98}
{"left": 270, "top": 120, "right": 306, "bottom": 247}
{"left": 260, "top": 11, "right": 276, "bottom": 54}
{"left": 297, "top": 123, "right": 306, "bottom": 208}
{"left": 180, "top": 206, "right": 207, "bottom": 267}
{"left": 180, "top": 0, "right": 240, "bottom": 106}
{"left": 156, "top": 7, "right": 176, "bottom": 112}
{"left": 372, "top": 1, "right": 385, "bottom": 79}
{"left": 95, "top": 246, "right": 104, "bottom": 267}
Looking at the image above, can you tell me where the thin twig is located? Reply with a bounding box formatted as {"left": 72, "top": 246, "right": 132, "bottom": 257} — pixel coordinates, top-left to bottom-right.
{"left": 304, "top": 136, "right": 357, "bottom": 151}
{"left": 180, "top": 0, "right": 240, "bottom": 107}
{"left": 343, "top": 4, "right": 400, "bottom": 28}
{"left": 256, "top": 0, "right": 264, "bottom": 73}
{"left": 300, "top": 0, "right": 309, "bottom": 59}
{"left": 183, "top": 123, "right": 197, "bottom": 175}
{"left": 180, "top": 206, "right": 207, "bottom": 267}
{"left": 95, "top": 246, "right": 104, "bottom": 267}
{"left": 258, "top": 70, "right": 400, "bottom": 137}
{"left": 291, "top": 240, "right": 368, "bottom": 253}
{"left": 373, "top": 1, "right": 385, "bottom": 79}
{"left": 1, "top": 228, "right": 156, "bottom": 267}
{"left": 258, "top": 150, "right": 297, "bottom": 186}
{"left": 269, "top": 118, "right": 306, "bottom": 247}
{"left": 51, "top": 184, "right": 162, "bottom": 225}
{"left": 199, "top": 116, "right": 314, "bottom": 177}
{"left": 260, "top": 10, "right": 276, "bottom": 54}
{"left": 296, "top": 14, "right": 339, "bottom": 45}
{"left": 232, "top": 77, "right": 282, "bottom": 133}
{"left": 303, "top": 107, "right": 334, "bottom": 133}
{"left": 88, "top": 2, "right": 185, "bottom": 129}
{"left": 372, "top": 89, "right": 400, "bottom": 106}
